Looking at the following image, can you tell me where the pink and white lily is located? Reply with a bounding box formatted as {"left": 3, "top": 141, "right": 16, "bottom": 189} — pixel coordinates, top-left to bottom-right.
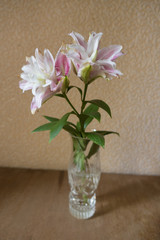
{"left": 19, "top": 48, "right": 71, "bottom": 114}
{"left": 66, "top": 31, "right": 123, "bottom": 83}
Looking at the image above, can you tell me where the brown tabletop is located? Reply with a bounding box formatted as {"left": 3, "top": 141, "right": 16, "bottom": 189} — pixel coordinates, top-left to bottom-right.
{"left": 0, "top": 167, "right": 160, "bottom": 240}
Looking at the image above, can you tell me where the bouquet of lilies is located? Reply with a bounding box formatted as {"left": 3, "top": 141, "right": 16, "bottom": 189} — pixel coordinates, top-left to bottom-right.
{"left": 19, "top": 32, "right": 123, "bottom": 157}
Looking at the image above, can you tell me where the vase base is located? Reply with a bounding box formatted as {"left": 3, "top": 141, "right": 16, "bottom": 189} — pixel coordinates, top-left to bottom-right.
{"left": 69, "top": 192, "right": 96, "bottom": 219}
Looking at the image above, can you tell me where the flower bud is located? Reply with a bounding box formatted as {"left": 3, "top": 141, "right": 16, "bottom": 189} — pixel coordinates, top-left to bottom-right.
{"left": 61, "top": 76, "right": 70, "bottom": 93}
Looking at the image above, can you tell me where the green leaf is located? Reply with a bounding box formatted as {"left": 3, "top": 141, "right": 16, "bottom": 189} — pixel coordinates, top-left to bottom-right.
{"left": 82, "top": 104, "right": 100, "bottom": 129}
{"left": 67, "top": 86, "right": 82, "bottom": 99}
{"left": 49, "top": 112, "right": 71, "bottom": 142}
{"left": 44, "top": 115, "right": 80, "bottom": 136}
{"left": 84, "top": 103, "right": 99, "bottom": 114}
{"left": 63, "top": 124, "right": 81, "bottom": 136}
{"left": 79, "top": 113, "right": 100, "bottom": 130}
{"left": 84, "top": 117, "right": 93, "bottom": 129}
{"left": 32, "top": 122, "right": 56, "bottom": 132}
{"left": 43, "top": 116, "right": 59, "bottom": 122}
{"left": 95, "top": 130, "right": 120, "bottom": 136}
{"left": 85, "top": 132, "right": 105, "bottom": 148}
{"left": 87, "top": 143, "right": 100, "bottom": 159}
{"left": 86, "top": 99, "right": 112, "bottom": 118}
{"left": 44, "top": 115, "right": 77, "bottom": 130}
{"left": 76, "top": 121, "right": 81, "bottom": 132}
{"left": 79, "top": 111, "right": 101, "bottom": 130}
{"left": 84, "top": 111, "right": 101, "bottom": 122}
{"left": 79, "top": 113, "right": 89, "bottom": 130}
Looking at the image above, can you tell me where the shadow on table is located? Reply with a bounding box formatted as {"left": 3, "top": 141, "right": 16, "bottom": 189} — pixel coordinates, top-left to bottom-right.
{"left": 94, "top": 175, "right": 160, "bottom": 218}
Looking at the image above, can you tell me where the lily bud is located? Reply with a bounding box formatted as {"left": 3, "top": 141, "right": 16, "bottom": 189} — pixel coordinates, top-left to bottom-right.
{"left": 61, "top": 76, "right": 70, "bottom": 93}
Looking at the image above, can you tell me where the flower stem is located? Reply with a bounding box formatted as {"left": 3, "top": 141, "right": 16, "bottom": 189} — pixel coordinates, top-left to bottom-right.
{"left": 63, "top": 93, "right": 79, "bottom": 116}
{"left": 81, "top": 83, "right": 88, "bottom": 114}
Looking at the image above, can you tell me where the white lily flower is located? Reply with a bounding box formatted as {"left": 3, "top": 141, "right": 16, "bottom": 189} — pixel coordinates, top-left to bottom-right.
{"left": 19, "top": 48, "right": 71, "bottom": 114}
{"left": 67, "top": 32, "right": 123, "bottom": 83}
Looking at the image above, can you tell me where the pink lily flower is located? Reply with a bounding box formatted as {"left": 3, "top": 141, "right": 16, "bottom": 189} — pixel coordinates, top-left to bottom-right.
{"left": 19, "top": 48, "right": 71, "bottom": 114}
{"left": 67, "top": 32, "right": 123, "bottom": 83}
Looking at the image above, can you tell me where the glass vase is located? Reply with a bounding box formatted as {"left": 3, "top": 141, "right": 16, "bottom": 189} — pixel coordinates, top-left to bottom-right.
{"left": 68, "top": 135, "right": 101, "bottom": 219}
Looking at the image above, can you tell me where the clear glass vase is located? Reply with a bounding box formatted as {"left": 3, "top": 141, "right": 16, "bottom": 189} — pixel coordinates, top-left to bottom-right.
{"left": 68, "top": 135, "right": 101, "bottom": 219}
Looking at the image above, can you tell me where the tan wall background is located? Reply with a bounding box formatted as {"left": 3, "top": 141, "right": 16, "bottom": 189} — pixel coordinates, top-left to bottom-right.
{"left": 0, "top": 0, "right": 160, "bottom": 175}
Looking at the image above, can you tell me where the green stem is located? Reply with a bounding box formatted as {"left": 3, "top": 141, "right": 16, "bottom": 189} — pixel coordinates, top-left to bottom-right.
{"left": 63, "top": 93, "right": 79, "bottom": 116}
{"left": 79, "top": 83, "right": 89, "bottom": 135}
{"left": 81, "top": 84, "right": 88, "bottom": 114}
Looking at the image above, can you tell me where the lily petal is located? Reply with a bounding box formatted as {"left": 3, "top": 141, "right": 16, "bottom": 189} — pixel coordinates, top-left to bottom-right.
{"left": 35, "top": 48, "right": 45, "bottom": 70}
{"left": 55, "top": 51, "right": 71, "bottom": 76}
{"left": 44, "top": 49, "right": 55, "bottom": 73}
{"left": 50, "top": 79, "right": 63, "bottom": 92}
{"left": 69, "top": 32, "right": 87, "bottom": 49}
{"left": 31, "top": 87, "right": 54, "bottom": 114}
{"left": 97, "top": 45, "right": 122, "bottom": 60}
{"left": 96, "top": 59, "right": 116, "bottom": 68}
{"left": 87, "top": 32, "right": 103, "bottom": 57}
{"left": 89, "top": 65, "right": 106, "bottom": 82}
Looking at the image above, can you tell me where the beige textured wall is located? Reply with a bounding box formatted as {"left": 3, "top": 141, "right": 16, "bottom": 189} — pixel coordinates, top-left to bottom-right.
{"left": 0, "top": 0, "right": 160, "bottom": 175}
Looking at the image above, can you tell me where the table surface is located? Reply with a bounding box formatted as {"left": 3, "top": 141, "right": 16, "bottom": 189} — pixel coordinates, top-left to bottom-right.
{"left": 0, "top": 167, "right": 160, "bottom": 240}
